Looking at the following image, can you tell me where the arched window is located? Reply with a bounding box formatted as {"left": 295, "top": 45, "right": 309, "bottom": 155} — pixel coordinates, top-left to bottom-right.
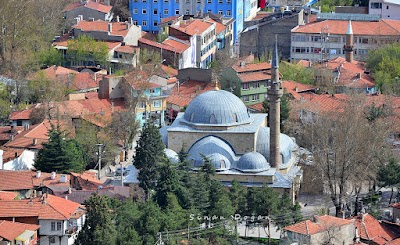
{"left": 233, "top": 113, "right": 239, "bottom": 122}
{"left": 210, "top": 114, "right": 216, "bottom": 124}
{"left": 190, "top": 113, "right": 195, "bottom": 122}
{"left": 220, "top": 159, "right": 226, "bottom": 169}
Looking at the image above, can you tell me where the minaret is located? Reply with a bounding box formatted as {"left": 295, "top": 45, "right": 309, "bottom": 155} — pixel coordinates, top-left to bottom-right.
{"left": 344, "top": 20, "right": 354, "bottom": 63}
{"left": 267, "top": 37, "right": 283, "bottom": 168}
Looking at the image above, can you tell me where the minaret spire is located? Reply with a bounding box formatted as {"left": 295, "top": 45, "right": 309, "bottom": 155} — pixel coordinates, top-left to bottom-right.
{"left": 267, "top": 35, "right": 283, "bottom": 168}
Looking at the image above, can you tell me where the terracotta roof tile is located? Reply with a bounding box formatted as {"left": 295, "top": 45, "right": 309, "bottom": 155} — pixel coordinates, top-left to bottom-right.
{"left": 167, "top": 80, "right": 214, "bottom": 107}
{"left": 162, "top": 38, "right": 190, "bottom": 53}
{"left": 115, "top": 45, "right": 139, "bottom": 54}
{"left": 70, "top": 171, "right": 102, "bottom": 190}
{"left": 248, "top": 102, "right": 264, "bottom": 112}
{"left": 285, "top": 215, "right": 353, "bottom": 235}
{"left": 161, "top": 65, "right": 178, "bottom": 77}
{"left": 0, "top": 171, "right": 34, "bottom": 191}
{"left": 206, "top": 19, "right": 226, "bottom": 34}
{"left": 64, "top": 0, "right": 112, "bottom": 14}
{"left": 282, "top": 80, "right": 317, "bottom": 100}
{"left": 74, "top": 20, "right": 129, "bottom": 37}
{"left": 238, "top": 71, "right": 271, "bottom": 83}
{"left": 232, "top": 62, "right": 272, "bottom": 73}
{"left": 387, "top": 238, "right": 400, "bottom": 245}
{"left": 351, "top": 214, "right": 397, "bottom": 244}
{"left": 292, "top": 19, "right": 400, "bottom": 35}
{"left": 0, "top": 194, "right": 81, "bottom": 220}
{"left": 0, "top": 220, "right": 39, "bottom": 241}
{"left": 139, "top": 38, "right": 185, "bottom": 54}
{"left": 160, "top": 16, "right": 180, "bottom": 24}
{"left": 173, "top": 19, "right": 213, "bottom": 36}
{"left": 0, "top": 191, "right": 18, "bottom": 200}
{"left": 0, "top": 126, "right": 23, "bottom": 141}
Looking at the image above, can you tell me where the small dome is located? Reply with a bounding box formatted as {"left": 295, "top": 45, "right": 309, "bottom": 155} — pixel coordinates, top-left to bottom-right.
{"left": 183, "top": 90, "right": 251, "bottom": 125}
{"left": 188, "top": 136, "right": 236, "bottom": 168}
{"left": 205, "top": 153, "right": 231, "bottom": 171}
{"left": 164, "top": 149, "right": 179, "bottom": 164}
{"left": 236, "top": 152, "right": 270, "bottom": 173}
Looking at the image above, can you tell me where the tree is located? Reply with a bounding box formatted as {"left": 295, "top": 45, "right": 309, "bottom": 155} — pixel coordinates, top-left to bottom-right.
{"left": 76, "top": 194, "right": 117, "bottom": 245}
{"left": 377, "top": 159, "right": 400, "bottom": 204}
{"left": 110, "top": 0, "right": 130, "bottom": 20}
{"left": 67, "top": 35, "right": 109, "bottom": 68}
{"left": 133, "top": 122, "right": 165, "bottom": 196}
{"left": 229, "top": 179, "right": 247, "bottom": 214}
{"left": 299, "top": 96, "right": 390, "bottom": 217}
{"left": 210, "top": 48, "right": 238, "bottom": 84}
{"left": 34, "top": 123, "right": 85, "bottom": 173}
{"left": 115, "top": 200, "right": 142, "bottom": 245}
{"left": 280, "top": 62, "right": 314, "bottom": 85}
{"left": 154, "top": 159, "right": 181, "bottom": 208}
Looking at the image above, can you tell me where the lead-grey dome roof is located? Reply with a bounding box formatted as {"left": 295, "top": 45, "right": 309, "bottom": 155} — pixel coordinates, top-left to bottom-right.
{"left": 188, "top": 136, "right": 236, "bottom": 168}
{"left": 183, "top": 90, "right": 252, "bottom": 125}
{"left": 236, "top": 152, "right": 270, "bottom": 172}
{"left": 205, "top": 153, "right": 231, "bottom": 171}
{"left": 164, "top": 149, "right": 179, "bottom": 164}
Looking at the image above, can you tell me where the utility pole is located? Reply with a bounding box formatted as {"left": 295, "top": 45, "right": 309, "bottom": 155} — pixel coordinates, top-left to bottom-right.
{"left": 96, "top": 143, "right": 103, "bottom": 180}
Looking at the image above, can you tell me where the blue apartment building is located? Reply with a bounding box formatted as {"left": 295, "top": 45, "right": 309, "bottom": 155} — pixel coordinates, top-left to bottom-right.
{"left": 130, "top": 0, "right": 246, "bottom": 43}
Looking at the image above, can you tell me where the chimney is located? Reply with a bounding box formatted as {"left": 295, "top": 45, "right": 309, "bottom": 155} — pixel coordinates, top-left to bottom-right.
{"left": 51, "top": 171, "right": 56, "bottom": 180}
{"left": 14, "top": 152, "right": 18, "bottom": 158}
{"left": 308, "top": 61, "right": 312, "bottom": 68}
{"left": 357, "top": 72, "right": 362, "bottom": 79}
{"left": 125, "top": 21, "right": 130, "bottom": 30}
{"left": 344, "top": 20, "right": 354, "bottom": 63}
{"left": 10, "top": 125, "right": 15, "bottom": 133}
{"left": 108, "top": 23, "right": 112, "bottom": 33}
{"left": 128, "top": 17, "right": 133, "bottom": 25}
{"left": 24, "top": 124, "right": 30, "bottom": 131}
{"left": 60, "top": 174, "right": 68, "bottom": 183}
{"left": 33, "top": 138, "right": 38, "bottom": 146}
{"left": 267, "top": 35, "right": 283, "bottom": 168}
{"left": 78, "top": 15, "right": 83, "bottom": 21}
{"left": 75, "top": 17, "right": 80, "bottom": 26}
{"left": 304, "top": 8, "right": 310, "bottom": 24}
{"left": 0, "top": 149, "right": 3, "bottom": 170}
{"left": 116, "top": 15, "right": 120, "bottom": 22}
{"left": 10, "top": 135, "right": 14, "bottom": 141}
{"left": 89, "top": 17, "right": 95, "bottom": 21}
{"left": 36, "top": 170, "right": 41, "bottom": 179}
{"left": 42, "top": 195, "right": 47, "bottom": 205}
{"left": 240, "top": 61, "right": 246, "bottom": 67}
{"left": 111, "top": 101, "right": 114, "bottom": 112}
{"left": 355, "top": 227, "right": 360, "bottom": 243}
{"left": 295, "top": 86, "right": 298, "bottom": 92}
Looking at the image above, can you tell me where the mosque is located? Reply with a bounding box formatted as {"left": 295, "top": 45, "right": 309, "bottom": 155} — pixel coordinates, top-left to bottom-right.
{"left": 161, "top": 42, "right": 302, "bottom": 201}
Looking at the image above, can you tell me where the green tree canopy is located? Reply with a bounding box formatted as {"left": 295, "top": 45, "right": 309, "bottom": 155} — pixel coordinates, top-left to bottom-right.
{"left": 67, "top": 35, "right": 109, "bottom": 67}
{"left": 280, "top": 62, "right": 314, "bottom": 85}
{"left": 377, "top": 159, "right": 400, "bottom": 203}
{"left": 34, "top": 123, "right": 85, "bottom": 173}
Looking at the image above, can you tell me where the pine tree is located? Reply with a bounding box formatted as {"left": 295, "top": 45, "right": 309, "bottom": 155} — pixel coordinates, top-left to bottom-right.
{"left": 133, "top": 122, "right": 165, "bottom": 195}
{"left": 76, "top": 194, "right": 117, "bottom": 245}
{"left": 34, "top": 123, "right": 85, "bottom": 173}
{"left": 154, "top": 159, "right": 180, "bottom": 208}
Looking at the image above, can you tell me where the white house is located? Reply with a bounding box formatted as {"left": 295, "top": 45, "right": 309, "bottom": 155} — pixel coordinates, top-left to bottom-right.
{"left": 369, "top": 0, "right": 400, "bottom": 19}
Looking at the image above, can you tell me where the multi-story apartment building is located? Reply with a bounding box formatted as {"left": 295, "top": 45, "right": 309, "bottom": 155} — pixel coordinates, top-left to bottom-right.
{"left": 290, "top": 18, "right": 400, "bottom": 62}
{"left": 129, "top": 0, "right": 254, "bottom": 43}
{"left": 369, "top": 0, "right": 400, "bottom": 20}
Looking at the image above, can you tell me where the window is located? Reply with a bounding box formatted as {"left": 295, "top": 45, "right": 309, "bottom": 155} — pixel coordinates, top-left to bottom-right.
{"left": 142, "top": 20, "right": 147, "bottom": 26}
{"left": 226, "top": 10, "right": 231, "bottom": 16}
{"left": 51, "top": 222, "right": 56, "bottom": 231}
{"left": 293, "top": 47, "right": 309, "bottom": 53}
{"left": 197, "top": 0, "right": 201, "bottom": 3}
{"left": 292, "top": 35, "right": 307, "bottom": 42}
{"left": 370, "top": 2, "right": 382, "bottom": 8}
{"left": 387, "top": 5, "right": 389, "bottom": 9}
{"left": 153, "top": 20, "right": 158, "bottom": 26}
{"left": 143, "top": 0, "right": 147, "bottom": 2}
{"left": 49, "top": 237, "right": 56, "bottom": 244}
{"left": 243, "top": 95, "right": 249, "bottom": 102}
{"left": 150, "top": 89, "right": 155, "bottom": 93}
{"left": 185, "top": 9, "right": 189, "bottom": 14}
{"left": 133, "top": 20, "right": 138, "bottom": 25}
{"left": 208, "top": 0, "right": 212, "bottom": 2}
{"left": 138, "top": 101, "right": 146, "bottom": 109}
{"left": 175, "top": 9, "right": 179, "bottom": 14}
{"left": 164, "top": 9, "right": 168, "bottom": 15}
{"left": 219, "top": 0, "right": 223, "bottom": 3}
{"left": 16, "top": 120, "right": 22, "bottom": 126}
{"left": 252, "top": 94, "right": 259, "bottom": 101}
{"left": 311, "top": 35, "right": 322, "bottom": 42}
{"left": 133, "top": 8, "right": 138, "bottom": 14}
{"left": 218, "top": 10, "right": 223, "bottom": 15}
{"left": 358, "top": 37, "right": 369, "bottom": 44}
{"left": 227, "top": 0, "right": 231, "bottom": 2}
{"left": 153, "top": 8, "right": 158, "bottom": 15}
{"left": 154, "top": 0, "right": 157, "bottom": 2}
{"left": 57, "top": 222, "right": 62, "bottom": 231}
{"left": 153, "top": 100, "right": 161, "bottom": 108}
{"left": 242, "top": 83, "right": 250, "bottom": 90}
{"left": 253, "top": 82, "right": 260, "bottom": 88}
{"left": 207, "top": 9, "right": 211, "bottom": 13}
{"left": 186, "top": 0, "right": 190, "bottom": 3}
{"left": 233, "top": 113, "right": 238, "bottom": 122}
{"left": 142, "top": 9, "right": 147, "bottom": 14}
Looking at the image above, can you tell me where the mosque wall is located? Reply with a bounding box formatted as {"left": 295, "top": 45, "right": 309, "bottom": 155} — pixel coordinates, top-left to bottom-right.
{"left": 168, "top": 131, "right": 256, "bottom": 155}
{"left": 212, "top": 174, "right": 274, "bottom": 185}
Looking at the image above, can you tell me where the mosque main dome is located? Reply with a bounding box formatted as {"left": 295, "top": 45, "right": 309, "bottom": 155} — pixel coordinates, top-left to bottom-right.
{"left": 183, "top": 90, "right": 252, "bottom": 125}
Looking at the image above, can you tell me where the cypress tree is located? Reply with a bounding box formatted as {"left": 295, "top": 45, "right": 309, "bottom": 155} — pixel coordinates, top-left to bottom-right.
{"left": 133, "top": 122, "right": 165, "bottom": 195}
{"left": 34, "top": 123, "right": 85, "bottom": 173}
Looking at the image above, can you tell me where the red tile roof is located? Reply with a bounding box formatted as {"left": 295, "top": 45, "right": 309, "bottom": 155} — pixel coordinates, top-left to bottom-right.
{"left": 173, "top": 19, "right": 213, "bottom": 36}
{"left": 74, "top": 20, "right": 129, "bottom": 37}
{"left": 0, "top": 171, "right": 34, "bottom": 191}
{"left": 390, "top": 203, "right": 400, "bottom": 209}
{"left": 295, "top": 93, "right": 348, "bottom": 114}
{"left": 9, "top": 105, "right": 38, "bottom": 120}
{"left": 248, "top": 102, "right": 264, "bottom": 112}
{"left": 0, "top": 191, "right": 18, "bottom": 200}
{"left": 0, "top": 194, "right": 82, "bottom": 220}
{"left": 387, "top": 238, "right": 400, "bottom": 245}
{"left": 292, "top": 19, "right": 400, "bottom": 35}
{"left": 284, "top": 215, "right": 353, "bottom": 235}
{"left": 167, "top": 80, "right": 214, "bottom": 107}
{"left": 206, "top": 19, "right": 226, "bottom": 34}
{"left": 0, "top": 220, "right": 39, "bottom": 241}
{"left": 232, "top": 62, "right": 272, "bottom": 73}
{"left": 64, "top": 0, "right": 112, "bottom": 14}
{"left": 351, "top": 214, "right": 397, "bottom": 245}
{"left": 160, "top": 16, "right": 180, "bottom": 24}
{"left": 0, "top": 126, "right": 23, "bottom": 141}
{"left": 162, "top": 38, "right": 190, "bottom": 53}
{"left": 161, "top": 65, "right": 178, "bottom": 77}
{"left": 282, "top": 80, "right": 317, "bottom": 100}
{"left": 139, "top": 38, "right": 185, "bottom": 54}
{"left": 115, "top": 45, "right": 139, "bottom": 54}
{"left": 238, "top": 71, "right": 271, "bottom": 83}
{"left": 70, "top": 171, "right": 102, "bottom": 190}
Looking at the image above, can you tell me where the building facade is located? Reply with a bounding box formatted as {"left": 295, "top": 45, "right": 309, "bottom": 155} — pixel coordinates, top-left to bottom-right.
{"left": 290, "top": 19, "right": 400, "bottom": 62}
{"left": 129, "top": 0, "right": 254, "bottom": 43}
{"left": 369, "top": 0, "right": 400, "bottom": 20}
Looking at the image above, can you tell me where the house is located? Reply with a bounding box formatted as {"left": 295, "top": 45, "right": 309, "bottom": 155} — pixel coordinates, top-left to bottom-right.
{"left": 0, "top": 220, "right": 40, "bottom": 245}
{"left": 63, "top": 0, "right": 113, "bottom": 24}
{"left": 221, "top": 61, "right": 272, "bottom": 106}
{"left": 369, "top": 0, "right": 400, "bottom": 20}
{"left": 0, "top": 194, "right": 85, "bottom": 245}
{"left": 0, "top": 170, "right": 71, "bottom": 199}
{"left": 283, "top": 215, "right": 355, "bottom": 245}
{"left": 291, "top": 18, "right": 400, "bottom": 62}
{"left": 0, "top": 126, "right": 23, "bottom": 146}
{"left": 351, "top": 213, "right": 399, "bottom": 244}
{"left": 129, "top": 0, "right": 249, "bottom": 44}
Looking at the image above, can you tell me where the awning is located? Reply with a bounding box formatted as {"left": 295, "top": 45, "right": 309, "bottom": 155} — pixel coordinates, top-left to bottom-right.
{"left": 15, "top": 230, "right": 35, "bottom": 242}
